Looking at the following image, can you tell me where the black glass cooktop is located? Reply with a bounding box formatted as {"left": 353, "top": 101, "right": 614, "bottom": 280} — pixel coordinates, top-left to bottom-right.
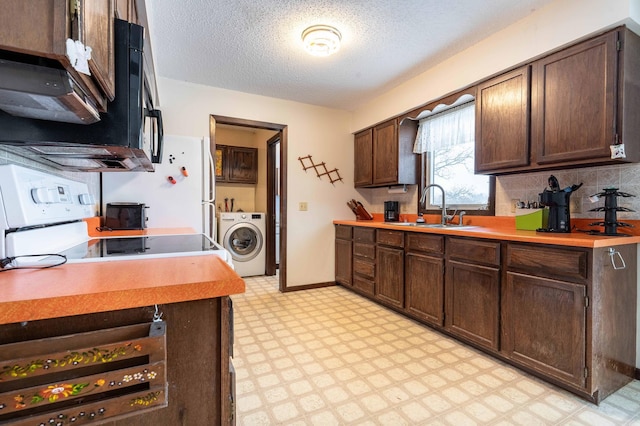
{"left": 56, "top": 234, "right": 224, "bottom": 262}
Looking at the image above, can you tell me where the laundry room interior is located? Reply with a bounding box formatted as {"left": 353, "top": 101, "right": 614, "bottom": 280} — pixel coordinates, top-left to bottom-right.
{"left": 215, "top": 123, "right": 279, "bottom": 276}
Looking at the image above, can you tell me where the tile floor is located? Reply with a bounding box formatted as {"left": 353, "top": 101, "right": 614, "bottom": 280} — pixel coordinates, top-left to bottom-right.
{"left": 231, "top": 275, "right": 640, "bottom": 425}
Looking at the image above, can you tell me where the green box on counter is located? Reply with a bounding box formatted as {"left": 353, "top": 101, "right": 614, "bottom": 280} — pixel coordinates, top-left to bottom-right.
{"left": 515, "top": 208, "right": 549, "bottom": 230}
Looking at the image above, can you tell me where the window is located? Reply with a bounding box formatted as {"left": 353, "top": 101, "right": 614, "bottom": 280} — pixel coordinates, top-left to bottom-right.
{"left": 413, "top": 95, "right": 494, "bottom": 215}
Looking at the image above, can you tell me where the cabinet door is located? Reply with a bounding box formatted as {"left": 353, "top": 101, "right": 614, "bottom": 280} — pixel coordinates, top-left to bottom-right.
{"left": 335, "top": 238, "right": 352, "bottom": 286}
{"left": 0, "top": 0, "right": 114, "bottom": 107}
{"left": 445, "top": 260, "right": 500, "bottom": 351}
{"left": 354, "top": 129, "right": 373, "bottom": 187}
{"left": 503, "top": 272, "right": 587, "bottom": 389}
{"left": 227, "top": 147, "right": 258, "bottom": 184}
{"left": 372, "top": 119, "right": 399, "bottom": 185}
{"left": 532, "top": 30, "right": 617, "bottom": 165}
{"left": 78, "top": 0, "right": 116, "bottom": 101}
{"left": 475, "top": 66, "right": 531, "bottom": 173}
{"left": 405, "top": 252, "right": 444, "bottom": 326}
{"left": 376, "top": 246, "right": 404, "bottom": 309}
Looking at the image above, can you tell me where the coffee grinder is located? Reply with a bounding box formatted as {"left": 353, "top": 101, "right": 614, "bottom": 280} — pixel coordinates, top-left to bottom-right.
{"left": 537, "top": 175, "right": 582, "bottom": 233}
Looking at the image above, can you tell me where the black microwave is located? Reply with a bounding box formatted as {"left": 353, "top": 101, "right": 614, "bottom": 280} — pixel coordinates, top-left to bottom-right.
{"left": 0, "top": 19, "right": 163, "bottom": 172}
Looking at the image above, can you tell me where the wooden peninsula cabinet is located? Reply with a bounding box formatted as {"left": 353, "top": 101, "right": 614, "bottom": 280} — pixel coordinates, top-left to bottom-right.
{"left": 353, "top": 118, "right": 418, "bottom": 188}
{"left": 334, "top": 222, "right": 638, "bottom": 403}
{"left": 0, "top": 0, "right": 116, "bottom": 111}
{"left": 475, "top": 26, "right": 640, "bottom": 174}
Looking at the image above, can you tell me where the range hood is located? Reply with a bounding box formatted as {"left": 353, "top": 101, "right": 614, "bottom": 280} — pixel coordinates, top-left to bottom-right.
{"left": 0, "top": 58, "right": 100, "bottom": 125}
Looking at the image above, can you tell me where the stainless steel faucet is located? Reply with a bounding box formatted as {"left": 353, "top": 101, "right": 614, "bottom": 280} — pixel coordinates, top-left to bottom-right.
{"left": 420, "top": 184, "right": 447, "bottom": 225}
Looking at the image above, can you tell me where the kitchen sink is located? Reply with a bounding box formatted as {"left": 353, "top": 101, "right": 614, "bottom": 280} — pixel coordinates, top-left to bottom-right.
{"left": 390, "top": 223, "right": 479, "bottom": 229}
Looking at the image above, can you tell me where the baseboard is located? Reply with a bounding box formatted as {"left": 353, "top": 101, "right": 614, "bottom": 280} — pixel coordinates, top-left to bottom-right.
{"left": 282, "top": 281, "right": 335, "bottom": 292}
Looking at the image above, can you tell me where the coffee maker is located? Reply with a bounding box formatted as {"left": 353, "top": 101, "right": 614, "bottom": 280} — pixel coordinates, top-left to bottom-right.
{"left": 537, "top": 175, "right": 582, "bottom": 233}
{"left": 384, "top": 201, "right": 400, "bottom": 222}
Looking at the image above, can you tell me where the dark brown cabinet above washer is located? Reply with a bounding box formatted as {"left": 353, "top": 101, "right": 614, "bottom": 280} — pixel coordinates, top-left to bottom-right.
{"left": 216, "top": 144, "right": 258, "bottom": 184}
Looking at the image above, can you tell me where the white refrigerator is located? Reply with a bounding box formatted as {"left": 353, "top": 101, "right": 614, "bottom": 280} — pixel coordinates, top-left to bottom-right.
{"left": 101, "top": 135, "right": 216, "bottom": 239}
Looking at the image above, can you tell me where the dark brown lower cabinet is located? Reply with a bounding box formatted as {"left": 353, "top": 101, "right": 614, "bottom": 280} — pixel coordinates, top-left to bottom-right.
{"left": 502, "top": 272, "right": 586, "bottom": 388}
{"left": 404, "top": 233, "right": 445, "bottom": 326}
{"left": 335, "top": 225, "right": 353, "bottom": 286}
{"left": 376, "top": 245, "right": 404, "bottom": 308}
{"left": 445, "top": 260, "right": 500, "bottom": 351}
{"left": 334, "top": 226, "right": 637, "bottom": 403}
{"left": 0, "top": 297, "right": 234, "bottom": 425}
{"left": 375, "top": 230, "right": 405, "bottom": 309}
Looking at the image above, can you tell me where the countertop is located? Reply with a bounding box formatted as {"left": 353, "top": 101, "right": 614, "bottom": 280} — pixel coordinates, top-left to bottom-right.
{"left": 333, "top": 216, "right": 640, "bottom": 248}
{"left": 0, "top": 225, "right": 245, "bottom": 325}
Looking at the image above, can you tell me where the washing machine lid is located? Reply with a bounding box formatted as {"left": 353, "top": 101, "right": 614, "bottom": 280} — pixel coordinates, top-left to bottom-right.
{"left": 223, "top": 222, "right": 263, "bottom": 262}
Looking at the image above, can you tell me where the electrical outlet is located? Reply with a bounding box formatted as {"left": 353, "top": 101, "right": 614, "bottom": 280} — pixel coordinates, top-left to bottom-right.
{"left": 571, "top": 197, "right": 582, "bottom": 214}
{"left": 510, "top": 199, "right": 520, "bottom": 214}
{"left": 299, "top": 202, "right": 308, "bottom": 211}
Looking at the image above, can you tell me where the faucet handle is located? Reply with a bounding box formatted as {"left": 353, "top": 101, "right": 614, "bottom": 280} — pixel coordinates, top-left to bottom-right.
{"left": 458, "top": 211, "right": 467, "bottom": 225}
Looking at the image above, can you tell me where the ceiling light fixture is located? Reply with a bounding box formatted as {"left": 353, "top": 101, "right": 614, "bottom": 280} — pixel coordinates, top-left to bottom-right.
{"left": 301, "top": 25, "right": 342, "bottom": 57}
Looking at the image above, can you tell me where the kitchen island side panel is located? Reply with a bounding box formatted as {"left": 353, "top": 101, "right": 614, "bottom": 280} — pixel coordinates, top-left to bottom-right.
{"left": 0, "top": 297, "right": 230, "bottom": 425}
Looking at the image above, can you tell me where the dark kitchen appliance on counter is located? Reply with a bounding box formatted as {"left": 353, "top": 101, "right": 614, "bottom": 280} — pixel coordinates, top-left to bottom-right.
{"left": 537, "top": 175, "right": 582, "bottom": 233}
{"left": 587, "top": 188, "right": 635, "bottom": 236}
{"left": 0, "top": 19, "right": 163, "bottom": 172}
{"left": 104, "top": 202, "right": 148, "bottom": 230}
{"left": 384, "top": 201, "right": 400, "bottom": 222}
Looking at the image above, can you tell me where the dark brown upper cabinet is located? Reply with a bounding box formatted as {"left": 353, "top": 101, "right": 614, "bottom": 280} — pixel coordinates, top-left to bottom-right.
{"left": 475, "top": 66, "right": 531, "bottom": 173}
{"left": 476, "top": 26, "right": 640, "bottom": 174}
{"left": 216, "top": 144, "right": 258, "bottom": 184}
{"left": 0, "top": 0, "right": 116, "bottom": 111}
{"left": 354, "top": 117, "right": 418, "bottom": 188}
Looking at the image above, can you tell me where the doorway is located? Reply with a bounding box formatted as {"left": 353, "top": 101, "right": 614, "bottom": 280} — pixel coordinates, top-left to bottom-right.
{"left": 209, "top": 115, "right": 288, "bottom": 292}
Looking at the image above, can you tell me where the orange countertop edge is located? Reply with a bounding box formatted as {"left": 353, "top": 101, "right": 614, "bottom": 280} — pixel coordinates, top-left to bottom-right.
{"left": 1, "top": 223, "right": 245, "bottom": 325}
{"left": 334, "top": 215, "right": 640, "bottom": 248}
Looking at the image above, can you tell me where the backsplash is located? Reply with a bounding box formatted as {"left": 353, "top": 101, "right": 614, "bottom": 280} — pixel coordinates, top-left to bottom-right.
{"left": 359, "top": 163, "right": 640, "bottom": 221}
{"left": 0, "top": 146, "right": 101, "bottom": 217}
{"left": 497, "top": 163, "right": 640, "bottom": 220}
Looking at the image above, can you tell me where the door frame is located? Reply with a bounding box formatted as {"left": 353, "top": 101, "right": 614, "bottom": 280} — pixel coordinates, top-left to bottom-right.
{"left": 210, "top": 115, "right": 288, "bottom": 292}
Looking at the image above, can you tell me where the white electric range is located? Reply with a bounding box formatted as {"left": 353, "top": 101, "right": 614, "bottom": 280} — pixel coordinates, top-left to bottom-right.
{"left": 0, "top": 164, "right": 233, "bottom": 269}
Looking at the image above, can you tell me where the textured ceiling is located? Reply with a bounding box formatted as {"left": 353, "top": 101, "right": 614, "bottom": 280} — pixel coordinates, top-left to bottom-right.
{"left": 146, "top": 0, "right": 554, "bottom": 111}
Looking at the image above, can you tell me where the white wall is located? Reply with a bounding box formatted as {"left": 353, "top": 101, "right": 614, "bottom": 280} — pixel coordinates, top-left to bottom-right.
{"left": 352, "top": 0, "right": 638, "bottom": 132}
{"left": 156, "top": 78, "right": 357, "bottom": 287}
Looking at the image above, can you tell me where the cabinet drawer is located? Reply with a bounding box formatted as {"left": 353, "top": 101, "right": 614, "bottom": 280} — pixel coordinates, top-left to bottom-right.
{"left": 354, "top": 227, "right": 376, "bottom": 243}
{"left": 354, "top": 243, "right": 375, "bottom": 259}
{"left": 377, "top": 229, "right": 404, "bottom": 247}
{"left": 406, "top": 233, "right": 444, "bottom": 255}
{"left": 335, "top": 225, "right": 352, "bottom": 240}
{"left": 353, "top": 276, "right": 375, "bottom": 296}
{"left": 354, "top": 258, "right": 375, "bottom": 279}
{"left": 447, "top": 237, "right": 500, "bottom": 266}
{"left": 506, "top": 243, "right": 589, "bottom": 283}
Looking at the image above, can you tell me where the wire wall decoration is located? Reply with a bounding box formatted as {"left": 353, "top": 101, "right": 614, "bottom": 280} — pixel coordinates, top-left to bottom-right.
{"left": 298, "top": 155, "right": 343, "bottom": 185}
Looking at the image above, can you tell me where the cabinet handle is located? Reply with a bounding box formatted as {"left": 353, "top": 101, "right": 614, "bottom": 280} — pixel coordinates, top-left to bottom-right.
{"left": 607, "top": 248, "right": 626, "bottom": 270}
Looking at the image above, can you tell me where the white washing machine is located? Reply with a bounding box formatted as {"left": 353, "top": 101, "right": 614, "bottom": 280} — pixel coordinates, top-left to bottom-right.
{"left": 218, "top": 212, "right": 266, "bottom": 277}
